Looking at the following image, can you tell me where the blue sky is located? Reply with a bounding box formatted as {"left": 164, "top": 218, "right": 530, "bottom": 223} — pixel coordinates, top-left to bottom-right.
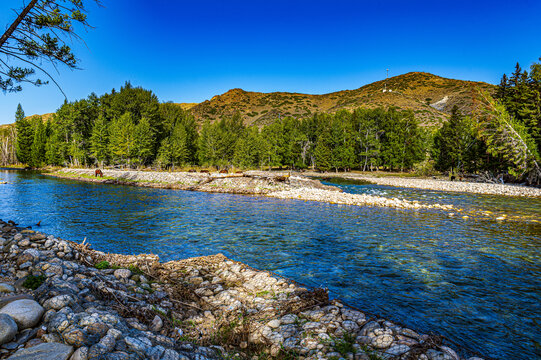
{"left": 1, "top": 0, "right": 540, "bottom": 124}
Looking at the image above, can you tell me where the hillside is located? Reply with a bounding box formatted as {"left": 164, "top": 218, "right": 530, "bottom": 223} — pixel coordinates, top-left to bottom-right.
{"left": 190, "top": 72, "right": 495, "bottom": 127}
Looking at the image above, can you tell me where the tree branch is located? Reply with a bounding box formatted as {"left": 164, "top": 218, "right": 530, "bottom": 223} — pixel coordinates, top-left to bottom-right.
{"left": 0, "top": 0, "right": 39, "bottom": 49}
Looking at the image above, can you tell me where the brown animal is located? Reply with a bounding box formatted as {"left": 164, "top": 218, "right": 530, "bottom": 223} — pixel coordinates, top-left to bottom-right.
{"left": 188, "top": 169, "right": 197, "bottom": 173}
{"left": 219, "top": 169, "right": 228, "bottom": 174}
{"left": 200, "top": 170, "right": 210, "bottom": 173}
{"left": 95, "top": 169, "right": 103, "bottom": 177}
{"left": 235, "top": 171, "right": 243, "bottom": 174}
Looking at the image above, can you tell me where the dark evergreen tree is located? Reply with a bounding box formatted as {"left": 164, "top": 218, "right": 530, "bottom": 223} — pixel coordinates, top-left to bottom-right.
{"left": 30, "top": 118, "right": 46, "bottom": 167}
{"left": 14, "top": 104, "right": 33, "bottom": 165}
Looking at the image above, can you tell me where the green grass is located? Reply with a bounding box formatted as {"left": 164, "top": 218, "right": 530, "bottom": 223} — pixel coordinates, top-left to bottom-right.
{"left": 333, "top": 332, "right": 357, "bottom": 356}
{"left": 22, "top": 275, "right": 46, "bottom": 290}
{"left": 95, "top": 260, "right": 110, "bottom": 269}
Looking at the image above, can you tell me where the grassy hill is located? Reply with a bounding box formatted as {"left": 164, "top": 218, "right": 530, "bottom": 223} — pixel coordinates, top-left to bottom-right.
{"left": 190, "top": 72, "right": 495, "bottom": 127}
{"left": 2, "top": 72, "right": 496, "bottom": 129}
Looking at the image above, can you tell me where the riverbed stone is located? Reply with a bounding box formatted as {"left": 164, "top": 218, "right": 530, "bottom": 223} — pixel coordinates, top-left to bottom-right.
{"left": 0, "top": 314, "right": 18, "bottom": 345}
{"left": 0, "top": 283, "right": 15, "bottom": 293}
{"left": 372, "top": 334, "right": 393, "bottom": 349}
{"left": 7, "top": 342, "right": 73, "bottom": 360}
{"left": 0, "top": 299, "right": 44, "bottom": 330}
{"left": 43, "top": 294, "right": 76, "bottom": 310}
{"left": 113, "top": 269, "right": 131, "bottom": 280}
{"left": 150, "top": 315, "right": 163, "bottom": 332}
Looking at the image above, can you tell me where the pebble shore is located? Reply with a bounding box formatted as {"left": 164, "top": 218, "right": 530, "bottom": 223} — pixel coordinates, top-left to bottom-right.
{"left": 306, "top": 172, "right": 541, "bottom": 198}
{"left": 49, "top": 169, "right": 455, "bottom": 212}
{"left": 0, "top": 220, "right": 486, "bottom": 360}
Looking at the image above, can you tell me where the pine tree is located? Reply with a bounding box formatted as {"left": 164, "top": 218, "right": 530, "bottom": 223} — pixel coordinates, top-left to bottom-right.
{"left": 157, "top": 138, "right": 173, "bottom": 169}
{"left": 433, "top": 106, "right": 474, "bottom": 172}
{"left": 109, "top": 112, "right": 136, "bottom": 167}
{"left": 30, "top": 119, "right": 46, "bottom": 167}
{"left": 169, "top": 121, "right": 189, "bottom": 167}
{"left": 474, "top": 91, "right": 541, "bottom": 184}
{"left": 134, "top": 117, "right": 155, "bottom": 166}
{"left": 90, "top": 115, "right": 109, "bottom": 166}
{"left": 14, "top": 104, "right": 33, "bottom": 165}
{"left": 233, "top": 127, "right": 261, "bottom": 168}
{"left": 45, "top": 128, "right": 63, "bottom": 166}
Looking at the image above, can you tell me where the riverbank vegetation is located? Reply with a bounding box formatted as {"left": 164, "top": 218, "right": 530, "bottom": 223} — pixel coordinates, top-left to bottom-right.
{"left": 2, "top": 58, "right": 541, "bottom": 185}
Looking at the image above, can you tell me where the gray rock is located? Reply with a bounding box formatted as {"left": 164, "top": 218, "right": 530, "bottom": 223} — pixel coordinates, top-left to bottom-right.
{"left": 113, "top": 269, "right": 131, "bottom": 280}
{"left": 426, "top": 349, "right": 454, "bottom": 360}
{"left": 372, "top": 334, "right": 393, "bottom": 349}
{"left": 69, "top": 346, "right": 88, "bottom": 360}
{"left": 0, "top": 314, "right": 18, "bottom": 345}
{"left": 0, "top": 283, "right": 15, "bottom": 293}
{"left": 150, "top": 315, "right": 163, "bottom": 332}
{"left": 6, "top": 342, "right": 73, "bottom": 360}
{"left": 161, "top": 349, "right": 180, "bottom": 360}
{"left": 146, "top": 345, "right": 165, "bottom": 360}
{"left": 280, "top": 314, "right": 298, "bottom": 325}
{"left": 440, "top": 346, "right": 460, "bottom": 360}
{"left": 0, "top": 294, "right": 33, "bottom": 309}
{"left": 267, "top": 319, "right": 281, "bottom": 328}
{"left": 385, "top": 344, "right": 410, "bottom": 356}
{"left": 43, "top": 295, "right": 75, "bottom": 310}
{"left": 124, "top": 336, "right": 150, "bottom": 354}
{"left": 22, "top": 248, "right": 40, "bottom": 260}
{"left": 0, "top": 299, "right": 44, "bottom": 330}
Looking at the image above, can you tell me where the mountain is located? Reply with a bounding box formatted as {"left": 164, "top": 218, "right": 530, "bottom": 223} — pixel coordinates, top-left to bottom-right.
{"left": 190, "top": 72, "right": 495, "bottom": 127}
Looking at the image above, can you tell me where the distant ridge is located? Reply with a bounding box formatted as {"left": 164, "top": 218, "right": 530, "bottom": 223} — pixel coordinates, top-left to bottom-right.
{"left": 3, "top": 72, "right": 496, "bottom": 128}
{"left": 190, "top": 72, "right": 495, "bottom": 127}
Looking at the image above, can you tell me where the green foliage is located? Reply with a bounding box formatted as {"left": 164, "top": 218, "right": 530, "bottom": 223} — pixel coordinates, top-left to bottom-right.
{"left": 333, "top": 332, "right": 357, "bottom": 356}
{"left": 109, "top": 112, "right": 136, "bottom": 166}
{"left": 127, "top": 265, "right": 143, "bottom": 275}
{"left": 30, "top": 118, "right": 47, "bottom": 167}
{"left": 15, "top": 104, "right": 34, "bottom": 165}
{"left": 22, "top": 275, "right": 46, "bottom": 290}
{"left": 95, "top": 260, "right": 110, "bottom": 269}
{"left": 474, "top": 91, "right": 541, "bottom": 184}
{"left": 495, "top": 59, "right": 541, "bottom": 155}
{"left": 432, "top": 106, "right": 479, "bottom": 173}
{"left": 90, "top": 115, "right": 109, "bottom": 166}
{"left": 0, "top": 0, "right": 98, "bottom": 93}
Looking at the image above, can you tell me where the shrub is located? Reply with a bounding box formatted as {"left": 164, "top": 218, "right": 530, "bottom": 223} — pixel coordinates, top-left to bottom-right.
{"left": 95, "top": 260, "right": 110, "bottom": 269}
{"left": 22, "top": 275, "right": 46, "bottom": 290}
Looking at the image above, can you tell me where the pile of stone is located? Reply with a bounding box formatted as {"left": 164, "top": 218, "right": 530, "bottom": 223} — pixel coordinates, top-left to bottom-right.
{"left": 310, "top": 172, "right": 541, "bottom": 198}
{"left": 0, "top": 219, "right": 484, "bottom": 360}
{"left": 53, "top": 169, "right": 337, "bottom": 196}
{"left": 268, "top": 188, "right": 456, "bottom": 211}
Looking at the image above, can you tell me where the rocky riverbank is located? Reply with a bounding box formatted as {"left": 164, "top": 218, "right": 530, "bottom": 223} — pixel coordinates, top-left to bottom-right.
{"left": 48, "top": 169, "right": 456, "bottom": 212}
{"left": 0, "top": 220, "right": 486, "bottom": 360}
{"left": 306, "top": 172, "right": 541, "bottom": 198}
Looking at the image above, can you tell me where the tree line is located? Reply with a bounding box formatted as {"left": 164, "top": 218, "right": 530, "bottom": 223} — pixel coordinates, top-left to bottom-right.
{"left": 432, "top": 57, "right": 541, "bottom": 184}
{"left": 9, "top": 82, "right": 428, "bottom": 172}
{"left": 3, "top": 57, "right": 541, "bottom": 185}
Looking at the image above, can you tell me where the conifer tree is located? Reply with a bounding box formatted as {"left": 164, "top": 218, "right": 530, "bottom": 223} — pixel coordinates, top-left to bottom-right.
{"left": 474, "top": 91, "right": 541, "bottom": 184}
{"left": 14, "top": 104, "right": 33, "bottom": 165}
{"left": 109, "top": 112, "right": 136, "bottom": 167}
{"left": 134, "top": 117, "right": 155, "bottom": 166}
{"left": 30, "top": 119, "right": 46, "bottom": 167}
{"left": 90, "top": 115, "right": 109, "bottom": 166}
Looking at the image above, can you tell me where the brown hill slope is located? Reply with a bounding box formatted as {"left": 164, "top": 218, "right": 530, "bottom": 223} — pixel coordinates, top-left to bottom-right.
{"left": 190, "top": 72, "right": 495, "bottom": 127}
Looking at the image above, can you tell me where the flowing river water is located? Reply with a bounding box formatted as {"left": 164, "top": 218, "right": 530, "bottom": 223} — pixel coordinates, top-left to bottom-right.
{"left": 0, "top": 169, "right": 539, "bottom": 359}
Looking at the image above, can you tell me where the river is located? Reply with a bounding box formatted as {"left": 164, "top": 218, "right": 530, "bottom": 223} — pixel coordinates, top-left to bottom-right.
{"left": 0, "top": 169, "right": 539, "bottom": 359}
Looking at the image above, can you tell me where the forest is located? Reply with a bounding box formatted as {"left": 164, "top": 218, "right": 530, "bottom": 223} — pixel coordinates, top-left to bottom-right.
{"left": 1, "top": 59, "right": 540, "bottom": 185}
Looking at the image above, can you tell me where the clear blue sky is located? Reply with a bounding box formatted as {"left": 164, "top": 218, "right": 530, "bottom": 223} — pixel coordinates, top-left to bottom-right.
{"left": 1, "top": 0, "right": 540, "bottom": 124}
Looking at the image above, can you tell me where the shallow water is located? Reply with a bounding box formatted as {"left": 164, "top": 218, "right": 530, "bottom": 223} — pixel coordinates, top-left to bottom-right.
{"left": 0, "top": 170, "right": 540, "bottom": 359}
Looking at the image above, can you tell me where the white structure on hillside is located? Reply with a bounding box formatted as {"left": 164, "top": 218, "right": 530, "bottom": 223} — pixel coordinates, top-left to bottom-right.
{"left": 383, "top": 69, "right": 392, "bottom": 92}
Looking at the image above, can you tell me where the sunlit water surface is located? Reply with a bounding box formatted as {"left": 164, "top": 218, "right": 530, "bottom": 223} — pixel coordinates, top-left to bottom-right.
{"left": 0, "top": 170, "right": 539, "bottom": 359}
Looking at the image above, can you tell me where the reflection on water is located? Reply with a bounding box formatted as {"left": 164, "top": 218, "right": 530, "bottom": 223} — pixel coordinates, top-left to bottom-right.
{"left": 0, "top": 170, "right": 540, "bottom": 359}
